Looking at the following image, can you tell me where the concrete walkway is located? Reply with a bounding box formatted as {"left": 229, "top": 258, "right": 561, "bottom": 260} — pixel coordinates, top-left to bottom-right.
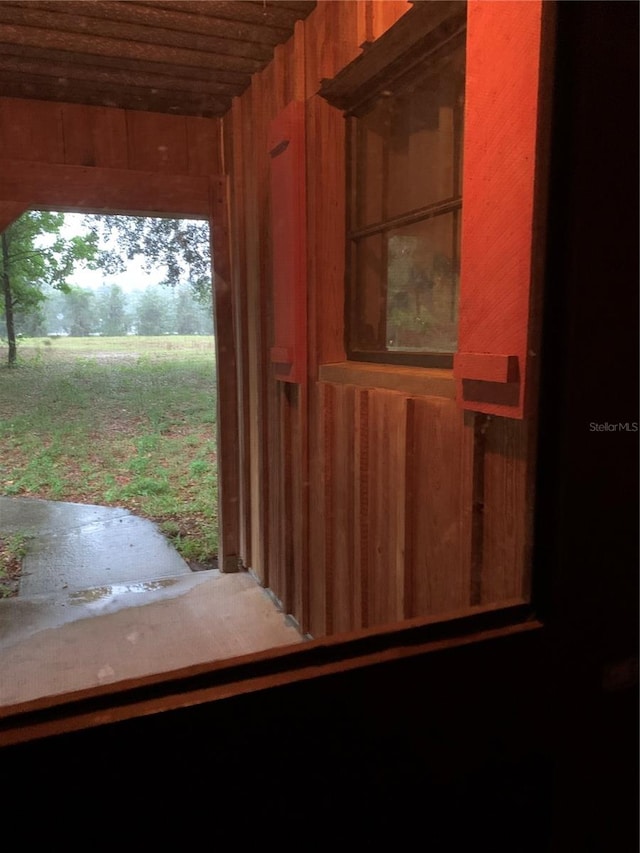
{"left": 0, "top": 497, "right": 304, "bottom": 708}
{"left": 1, "top": 496, "right": 191, "bottom": 596}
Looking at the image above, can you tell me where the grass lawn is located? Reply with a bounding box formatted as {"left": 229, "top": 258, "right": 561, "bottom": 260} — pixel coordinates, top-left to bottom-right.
{"left": 0, "top": 336, "right": 218, "bottom": 595}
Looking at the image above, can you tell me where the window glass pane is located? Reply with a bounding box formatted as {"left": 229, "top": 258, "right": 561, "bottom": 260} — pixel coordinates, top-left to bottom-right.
{"left": 354, "top": 41, "right": 465, "bottom": 229}
{"left": 351, "top": 212, "right": 460, "bottom": 355}
{"left": 351, "top": 232, "right": 387, "bottom": 352}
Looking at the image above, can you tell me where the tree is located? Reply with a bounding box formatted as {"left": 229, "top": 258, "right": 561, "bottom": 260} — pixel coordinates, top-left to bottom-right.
{"left": 175, "top": 284, "right": 214, "bottom": 335}
{"left": 96, "top": 284, "right": 130, "bottom": 336}
{"left": 135, "top": 287, "right": 172, "bottom": 336}
{"left": 42, "top": 289, "right": 71, "bottom": 336}
{"left": 14, "top": 304, "right": 47, "bottom": 338}
{"left": 0, "top": 211, "right": 98, "bottom": 365}
{"left": 65, "top": 287, "right": 97, "bottom": 337}
{"left": 85, "top": 215, "right": 212, "bottom": 302}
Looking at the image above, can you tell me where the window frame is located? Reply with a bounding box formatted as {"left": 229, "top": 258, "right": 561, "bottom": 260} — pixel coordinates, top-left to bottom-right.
{"left": 344, "top": 38, "right": 465, "bottom": 368}
{"left": 0, "top": 0, "right": 559, "bottom": 746}
{"left": 320, "top": 0, "right": 468, "bottom": 369}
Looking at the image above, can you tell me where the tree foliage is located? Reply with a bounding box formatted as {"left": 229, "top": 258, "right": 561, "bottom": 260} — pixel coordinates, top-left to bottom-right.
{"left": 85, "top": 215, "right": 212, "bottom": 302}
{"left": 1, "top": 211, "right": 98, "bottom": 364}
{"left": 65, "top": 287, "right": 96, "bottom": 337}
{"left": 96, "top": 284, "right": 129, "bottom": 337}
{"left": 2, "top": 212, "right": 213, "bottom": 364}
{"left": 38, "top": 283, "right": 213, "bottom": 338}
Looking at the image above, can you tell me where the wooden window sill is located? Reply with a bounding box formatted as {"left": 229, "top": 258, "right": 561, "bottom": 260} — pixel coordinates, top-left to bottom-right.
{"left": 319, "top": 361, "right": 455, "bottom": 399}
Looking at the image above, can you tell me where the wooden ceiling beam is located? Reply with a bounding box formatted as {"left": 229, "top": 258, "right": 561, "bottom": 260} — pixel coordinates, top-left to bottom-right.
{"left": 0, "top": 20, "right": 263, "bottom": 74}
{"left": 259, "top": 1, "right": 316, "bottom": 11}
{"left": 0, "top": 4, "right": 273, "bottom": 63}
{"left": 0, "top": 75, "right": 230, "bottom": 118}
{"left": 0, "top": 159, "right": 212, "bottom": 216}
{"left": 136, "top": 1, "right": 312, "bottom": 31}
{"left": 0, "top": 53, "right": 238, "bottom": 98}
{"left": 0, "top": 42, "right": 248, "bottom": 87}
{"left": 4, "top": 0, "right": 291, "bottom": 48}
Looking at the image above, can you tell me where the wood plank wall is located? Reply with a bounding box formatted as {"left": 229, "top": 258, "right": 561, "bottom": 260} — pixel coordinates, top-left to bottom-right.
{"left": 224, "top": 0, "right": 534, "bottom": 639}
{"left": 0, "top": 96, "right": 221, "bottom": 174}
{"left": 0, "top": 96, "right": 222, "bottom": 211}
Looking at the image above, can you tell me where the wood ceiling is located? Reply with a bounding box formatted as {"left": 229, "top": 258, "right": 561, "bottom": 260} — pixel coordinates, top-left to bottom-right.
{"left": 0, "top": 1, "right": 317, "bottom": 117}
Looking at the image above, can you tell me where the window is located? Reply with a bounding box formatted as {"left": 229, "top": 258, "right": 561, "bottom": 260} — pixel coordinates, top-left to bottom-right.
{"left": 320, "top": 4, "right": 468, "bottom": 368}
{"left": 347, "top": 33, "right": 465, "bottom": 367}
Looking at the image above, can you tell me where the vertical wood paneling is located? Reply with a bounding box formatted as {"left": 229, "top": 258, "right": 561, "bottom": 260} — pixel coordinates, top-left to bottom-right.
{"left": 326, "top": 0, "right": 360, "bottom": 76}
{"left": 60, "top": 104, "right": 129, "bottom": 169}
{"left": 367, "top": 389, "right": 407, "bottom": 626}
{"left": 304, "top": 0, "right": 334, "bottom": 87}
{"left": 254, "top": 64, "right": 278, "bottom": 592}
{"left": 1, "top": 100, "right": 218, "bottom": 175}
{"left": 221, "top": 0, "right": 536, "bottom": 642}
{"left": 354, "top": 388, "right": 370, "bottom": 628}
{"left": 226, "top": 98, "right": 252, "bottom": 568}
{"left": 263, "top": 60, "right": 281, "bottom": 597}
{"left": 91, "top": 108, "right": 129, "bottom": 169}
{"left": 186, "top": 116, "right": 220, "bottom": 175}
{"left": 271, "top": 43, "right": 288, "bottom": 111}
{"left": 276, "top": 383, "right": 294, "bottom": 611}
{"left": 355, "top": 1, "right": 369, "bottom": 48}
{"left": 60, "top": 103, "right": 98, "bottom": 167}
{"left": 259, "top": 57, "right": 282, "bottom": 599}
{"left": 322, "top": 382, "right": 336, "bottom": 633}
{"left": 305, "top": 8, "right": 348, "bottom": 375}
{"left": 126, "top": 111, "right": 189, "bottom": 173}
{"left": 370, "top": 0, "right": 412, "bottom": 40}
{"left": 328, "top": 383, "right": 357, "bottom": 633}
{"left": 482, "top": 417, "right": 529, "bottom": 603}
{"left": 0, "top": 98, "right": 64, "bottom": 163}
{"left": 261, "top": 24, "right": 310, "bottom": 623}
{"left": 405, "top": 398, "right": 474, "bottom": 617}
{"left": 240, "top": 79, "right": 268, "bottom": 584}
{"left": 307, "top": 400, "right": 326, "bottom": 635}
{"left": 290, "top": 18, "right": 310, "bottom": 633}
{"left": 291, "top": 379, "right": 309, "bottom": 631}
{"left": 307, "top": 382, "right": 331, "bottom": 636}
{"left": 305, "top": 16, "right": 333, "bottom": 631}
{"left": 210, "top": 175, "right": 241, "bottom": 571}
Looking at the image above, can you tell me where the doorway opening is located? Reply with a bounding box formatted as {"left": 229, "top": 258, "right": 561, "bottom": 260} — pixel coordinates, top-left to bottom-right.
{"left": 1, "top": 210, "right": 219, "bottom": 576}
{"left": 0, "top": 208, "right": 305, "bottom": 708}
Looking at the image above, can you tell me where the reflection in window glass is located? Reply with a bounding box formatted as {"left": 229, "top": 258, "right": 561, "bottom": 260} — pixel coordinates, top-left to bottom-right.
{"left": 348, "top": 33, "right": 465, "bottom": 364}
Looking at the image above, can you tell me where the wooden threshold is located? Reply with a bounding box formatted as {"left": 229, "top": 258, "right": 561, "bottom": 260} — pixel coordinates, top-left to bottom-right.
{"left": 0, "top": 600, "right": 542, "bottom": 747}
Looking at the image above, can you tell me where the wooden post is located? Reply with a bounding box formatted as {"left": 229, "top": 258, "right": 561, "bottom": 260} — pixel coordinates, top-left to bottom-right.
{"left": 210, "top": 175, "right": 241, "bottom": 572}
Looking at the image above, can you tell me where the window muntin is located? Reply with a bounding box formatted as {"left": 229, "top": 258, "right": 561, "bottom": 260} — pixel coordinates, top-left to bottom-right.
{"left": 347, "top": 35, "right": 466, "bottom": 365}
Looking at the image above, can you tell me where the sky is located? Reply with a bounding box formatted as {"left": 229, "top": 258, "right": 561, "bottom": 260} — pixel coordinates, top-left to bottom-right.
{"left": 59, "top": 212, "right": 166, "bottom": 292}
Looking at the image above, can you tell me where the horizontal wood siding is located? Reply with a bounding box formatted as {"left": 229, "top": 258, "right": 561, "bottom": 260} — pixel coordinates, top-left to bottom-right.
{"left": 223, "top": 0, "right": 534, "bottom": 638}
